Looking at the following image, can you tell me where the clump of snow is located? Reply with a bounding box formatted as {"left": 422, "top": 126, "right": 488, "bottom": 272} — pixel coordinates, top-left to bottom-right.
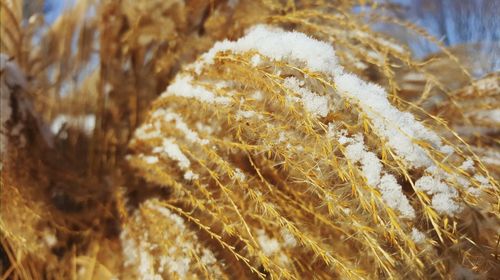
{"left": 43, "top": 230, "right": 57, "bottom": 247}
{"left": 415, "top": 175, "right": 460, "bottom": 215}
{"left": 277, "top": 132, "right": 286, "bottom": 143}
{"left": 469, "top": 109, "right": 500, "bottom": 123}
{"left": 135, "top": 123, "right": 162, "bottom": 140}
{"left": 152, "top": 109, "right": 209, "bottom": 145}
{"left": 459, "top": 158, "right": 474, "bottom": 171}
{"left": 257, "top": 229, "right": 281, "bottom": 256}
{"left": 251, "top": 90, "right": 264, "bottom": 101}
{"left": 233, "top": 168, "right": 246, "bottom": 182}
{"left": 138, "top": 243, "right": 162, "bottom": 280}
{"left": 379, "top": 174, "right": 416, "bottom": 218}
{"left": 256, "top": 229, "right": 292, "bottom": 266}
{"left": 431, "top": 193, "right": 460, "bottom": 215}
{"left": 163, "top": 256, "right": 190, "bottom": 278}
{"left": 280, "top": 228, "right": 297, "bottom": 248}
{"left": 339, "top": 132, "right": 415, "bottom": 218}
{"left": 50, "top": 114, "right": 96, "bottom": 135}
{"left": 120, "top": 227, "right": 140, "bottom": 267}
{"left": 251, "top": 54, "right": 261, "bottom": 66}
{"left": 152, "top": 138, "right": 191, "bottom": 170}
{"left": 411, "top": 228, "right": 426, "bottom": 244}
{"left": 121, "top": 200, "right": 224, "bottom": 279}
{"left": 147, "top": 200, "right": 187, "bottom": 232}
{"left": 145, "top": 200, "right": 223, "bottom": 278}
{"left": 183, "top": 170, "right": 199, "bottom": 181}
{"left": 344, "top": 135, "right": 382, "bottom": 186}
{"left": 201, "top": 249, "right": 217, "bottom": 265}
{"left": 194, "top": 25, "right": 343, "bottom": 77}
{"left": 147, "top": 201, "right": 195, "bottom": 278}
{"left": 214, "top": 80, "right": 234, "bottom": 90}
{"left": 283, "top": 77, "right": 330, "bottom": 117}
{"left": 141, "top": 155, "right": 159, "bottom": 164}
{"left": 236, "top": 110, "right": 263, "bottom": 120}
{"left": 164, "top": 75, "right": 231, "bottom": 105}
{"left": 473, "top": 174, "right": 492, "bottom": 189}
{"left": 334, "top": 73, "right": 447, "bottom": 168}
{"left": 195, "top": 122, "right": 215, "bottom": 135}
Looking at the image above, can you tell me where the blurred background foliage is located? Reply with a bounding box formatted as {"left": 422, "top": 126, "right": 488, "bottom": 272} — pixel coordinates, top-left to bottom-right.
{"left": 37, "top": 0, "right": 500, "bottom": 75}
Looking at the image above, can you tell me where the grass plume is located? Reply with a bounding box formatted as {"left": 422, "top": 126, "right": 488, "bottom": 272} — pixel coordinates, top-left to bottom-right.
{"left": 1, "top": 0, "right": 499, "bottom": 279}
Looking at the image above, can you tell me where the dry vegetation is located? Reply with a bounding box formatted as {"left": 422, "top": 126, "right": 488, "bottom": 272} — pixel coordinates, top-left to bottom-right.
{"left": 1, "top": 0, "right": 499, "bottom": 279}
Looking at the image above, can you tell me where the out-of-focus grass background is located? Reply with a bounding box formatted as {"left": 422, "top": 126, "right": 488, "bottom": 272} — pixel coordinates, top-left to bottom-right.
{"left": 377, "top": 0, "right": 499, "bottom": 76}
{"left": 33, "top": 0, "right": 499, "bottom": 76}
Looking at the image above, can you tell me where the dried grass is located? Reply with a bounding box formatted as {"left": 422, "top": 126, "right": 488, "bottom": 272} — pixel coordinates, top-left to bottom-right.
{"left": 1, "top": 0, "right": 499, "bottom": 279}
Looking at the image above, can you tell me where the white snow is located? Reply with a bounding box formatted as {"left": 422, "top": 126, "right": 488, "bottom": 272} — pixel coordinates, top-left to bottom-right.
{"left": 340, "top": 133, "right": 415, "bottom": 218}
{"left": 471, "top": 109, "right": 500, "bottom": 123}
{"left": 152, "top": 109, "right": 209, "bottom": 145}
{"left": 283, "top": 77, "right": 330, "bottom": 117}
{"left": 251, "top": 90, "right": 264, "bottom": 101}
{"left": 43, "top": 230, "right": 58, "bottom": 247}
{"left": 138, "top": 244, "right": 162, "bottom": 280}
{"left": 233, "top": 168, "right": 246, "bottom": 182}
{"left": 414, "top": 175, "right": 460, "bottom": 215}
{"left": 459, "top": 158, "right": 474, "bottom": 171}
{"left": 251, "top": 54, "right": 261, "bottom": 66}
{"left": 50, "top": 114, "right": 96, "bottom": 135}
{"left": 194, "top": 25, "right": 343, "bottom": 77}
{"left": 147, "top": 200, "right": 186, "bottom": 231}
{"left": 334, "top": 73, "right": 447, "bottom": 168}
{"left": 280, "top": 228, "right": 297, "bottom": 247}
{"left": 135, "top": 124, "right": 162, "bottom": 140}
{"left": 257, "top": 229, "right": 281, "bottom": 256}
{"left": 183, "top": 170, "right": 199, "bottom": 181}
{"left": 410, "top": 228, "right": 426, "bottom": 244}
{"left": 195, "top": 122, "right": 215, "bottom": 135}
{"left": 164, "top": 256, "right": 190, "bottom": 278}
{"left": 164, "top": 75, "right": 231, "bottom": 105}
{"left": 120, "top": 228, "right": 139, "bottom": 267}
{"left": 378, "top": 174, "right": 415, "bottom": 218}
{"left": 236, "top": 110, "right": 263, "bottom": 120}
{"left": 142, "top": 155, "right": 159, "bottom": 164}
{"left": 201, "top": 249, "right": 216, "bottom": 265}
{"left": 152, "top": 138, "right": 191, "bottom": 170}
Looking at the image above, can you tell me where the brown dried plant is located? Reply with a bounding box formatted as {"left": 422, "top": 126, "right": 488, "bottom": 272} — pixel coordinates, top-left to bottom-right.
{"left": 1, "top": 0, "right": 499, "bottom": 279}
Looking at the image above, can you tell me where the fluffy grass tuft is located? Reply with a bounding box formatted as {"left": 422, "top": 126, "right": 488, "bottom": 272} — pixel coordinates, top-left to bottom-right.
{"left": 1, "top": 0, "right": 499, "bottom": 279}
